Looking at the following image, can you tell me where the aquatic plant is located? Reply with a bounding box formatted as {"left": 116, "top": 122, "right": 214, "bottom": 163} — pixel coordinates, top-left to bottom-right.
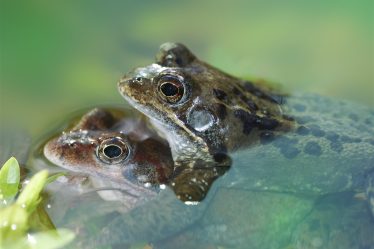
{"left": 0, "top": 157, "right": 74, "bottom": 249}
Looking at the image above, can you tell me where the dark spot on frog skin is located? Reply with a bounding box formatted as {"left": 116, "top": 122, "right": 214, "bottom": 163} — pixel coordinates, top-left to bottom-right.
{"left": 232, "top": 87, "right": 241, "bottom": 96}
{"left": 212, "top": 88, "right": 228, "bottom": 102}
{"left": 234, "top": 109, "right": 256, "bottom": 135}
{"left": 234, "top": 109, "right": 280, "bottom": 135}
{"left": 308, "top": 124, "right": 325, "bottom": 137}
{"left": 348, "top": 113, "right": 359, "bottom": 121}
{"left": 304, "top": 141, "right": 322, "bottom": 156}
{"left": 256, "top": 117, "right": 279, "bottom": 130}
{"left": 325, "top": 131, "right": 340, "bottom": 142}
{"left": 214, "top": 103, "right": 227, "bottom": 120}
{"left": 330, "top": 141, "right": 343, "bottom": 153}
{"left": 272, "top": 136, "right": 299, "bottom": 159}
{"left": 296, "top": 126, "right": 310, "bottom": 135}
{"left": 292, "top": 103, "right": 307, "bottom": 112}
{"left": 280, "top": 146, "right": 301, "bottom": 159}
{"left": 242, "top": 81, "right": 280, "bottom": 104}
{"left": 236, "top": 91, "right": 258, "bottom": 112}
{"left": 259, "top": 131, "right": 275, "bottom": 144}
{"left": 228, "top": 85, "right": 260, "bottom": 112}
{"left": 244, "top": 98, "right": 258, "bottom": 112}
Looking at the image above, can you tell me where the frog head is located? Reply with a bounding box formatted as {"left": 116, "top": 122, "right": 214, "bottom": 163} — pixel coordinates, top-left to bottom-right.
{"left": 43, "top": 108, "right": 174, "bottom": 199}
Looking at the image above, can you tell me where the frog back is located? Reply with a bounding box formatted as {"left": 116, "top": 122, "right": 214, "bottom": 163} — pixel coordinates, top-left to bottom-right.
{"left": 227, "top": 93, "right": 374, "bottom": 195}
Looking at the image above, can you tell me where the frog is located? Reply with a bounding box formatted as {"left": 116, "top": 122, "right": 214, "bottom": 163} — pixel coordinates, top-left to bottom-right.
{"left": 43, "top": 107, "right": 228, "bottom": 202}
{"left": 43, "top": 107, "right": 175, "bottom": 208}
{"left": 118, "top": 43, "right": 294, "bottom": 171}
{"left": 118, "top": 42, "right": 374, "bottom": 214}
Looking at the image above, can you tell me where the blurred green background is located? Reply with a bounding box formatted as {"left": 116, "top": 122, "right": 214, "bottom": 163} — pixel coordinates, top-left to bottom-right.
{"left": 1, "top": 0, "right": 373, "bottom": 136}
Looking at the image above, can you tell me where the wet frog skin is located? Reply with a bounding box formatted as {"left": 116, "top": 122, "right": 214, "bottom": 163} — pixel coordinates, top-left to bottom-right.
{"left": 118, "top": 43, "right": 294, "bottom": 169}
{"left": 44, "top": 108, "right": 175, "bottom": 209}
{"left": 43, "top": 107, "right": 224, "bottom": 202}
{"left": 118, "top": 43, "right": 374, "bottom": 214}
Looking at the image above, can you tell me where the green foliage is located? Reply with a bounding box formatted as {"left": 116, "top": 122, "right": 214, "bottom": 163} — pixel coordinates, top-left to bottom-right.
{"left": 0, "top": 157, "right": 75, "bottom": 249}
{"left": 0, "top": 157, "right": 20, "bottom": 200}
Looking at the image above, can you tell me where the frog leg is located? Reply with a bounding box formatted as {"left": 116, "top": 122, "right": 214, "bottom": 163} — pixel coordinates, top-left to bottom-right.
{"left": 366, "top": 171, "right": 374, "bottom": 217}
{"left": 170, "top": 165, "right": 230, "bottom": 203}
{"left": 170, "top": 154, "right": 231, "bottom": 203}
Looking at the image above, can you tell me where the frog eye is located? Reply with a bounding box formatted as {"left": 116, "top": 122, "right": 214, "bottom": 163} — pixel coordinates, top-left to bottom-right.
{"left": 157, "top": 75, "right": 185, "bottom": 104}
{"left": 97, "top": 137, "right": 130, "bottom": 164}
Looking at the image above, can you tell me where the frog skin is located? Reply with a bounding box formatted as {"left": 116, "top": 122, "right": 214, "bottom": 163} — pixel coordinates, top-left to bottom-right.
{"left": 118, "top": 43, "right": 294, "bottom": 170}
{"left": 43, "top": 107, "right": 224, "bottom": 202}
{"left": 43, "top": 107, "right": 176, "bottom": 210}
{"left": 118, "top": 43, "right": 374, "bottom": 212}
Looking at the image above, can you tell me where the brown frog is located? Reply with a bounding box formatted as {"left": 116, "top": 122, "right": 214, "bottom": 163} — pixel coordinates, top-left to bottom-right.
{"left": 118, "top": 43, "right": 294, "bottom": 170}
{"left": 43, "top": 108, "right": 175, "bottom": 208}
{"left": 118, "top": 43, "right": 374, "bottom": 214}
{"left": 43, "top": 107, "right": 222, "bottom": 202}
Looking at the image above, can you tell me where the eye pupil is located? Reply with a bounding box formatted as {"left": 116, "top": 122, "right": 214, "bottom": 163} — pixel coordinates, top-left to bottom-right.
{"left": 103, "top": 145, "right": 122, "bottom": 158}
{"left": 160, "top": 82, "right": 179, "bottom": 97}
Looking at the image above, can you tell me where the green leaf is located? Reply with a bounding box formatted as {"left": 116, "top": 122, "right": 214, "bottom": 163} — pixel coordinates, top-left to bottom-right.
{"left": 0, "top": 204, "right": 29, "bottom": 245}
{"left": 16, "top": 170, "right": 48, "bottom": 213}
{"left": 0, "top": 157, "right": 21, "bottom": 200}
{"left": 29, "top": 205, "right": 56, "bottom": 231}
{"left": 6, "top": 229, "right": 75, "bottom": 249}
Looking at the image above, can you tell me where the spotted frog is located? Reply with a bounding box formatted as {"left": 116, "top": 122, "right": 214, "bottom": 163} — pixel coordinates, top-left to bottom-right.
{"left": 43, "top": 107, "right": 175, "bottom": 209}
{"left": 118, "top": 43, "right": 374, "bottom": 215}
{"left": 118, "top": 43, "right": 293, "bottom": 170}
{"left": 43, "top": 107, "right": 226, "bottom": 202}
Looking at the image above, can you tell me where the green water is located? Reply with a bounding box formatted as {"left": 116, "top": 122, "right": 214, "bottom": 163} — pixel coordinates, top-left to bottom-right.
{"left": 1, "top": 1, "right": 374, "bottom": 248}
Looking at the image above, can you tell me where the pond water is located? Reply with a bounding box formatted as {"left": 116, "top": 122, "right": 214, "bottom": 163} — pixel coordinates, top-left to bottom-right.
{"left": 1, "top": 1, "right": 373, "bottom": 249}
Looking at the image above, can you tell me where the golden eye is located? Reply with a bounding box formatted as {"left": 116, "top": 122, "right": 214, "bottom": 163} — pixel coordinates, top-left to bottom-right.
{"left": 97, "top": 137, "right": 130, "bottom": 164}
{"left": 157, "top": 75, "right": 185, "bottom": 104}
